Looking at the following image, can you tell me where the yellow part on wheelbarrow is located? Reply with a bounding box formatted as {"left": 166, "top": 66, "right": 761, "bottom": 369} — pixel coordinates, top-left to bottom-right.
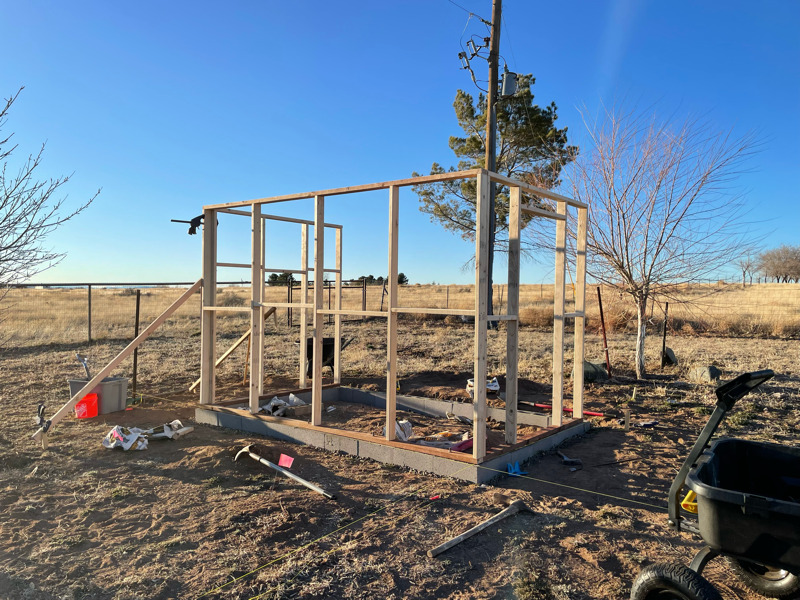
{"left": 681, "top": 490, "right": 698, "bottom": 514}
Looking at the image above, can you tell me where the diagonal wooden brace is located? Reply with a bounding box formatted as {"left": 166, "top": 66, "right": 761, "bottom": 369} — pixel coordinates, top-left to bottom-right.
{"left": 32, "top": 279, "right": 203, "bottom": 448}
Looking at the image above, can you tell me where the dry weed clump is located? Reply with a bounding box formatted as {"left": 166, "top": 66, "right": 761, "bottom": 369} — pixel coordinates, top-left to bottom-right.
{"left": 519, "top": 307, "right": 553, "bottom": 328}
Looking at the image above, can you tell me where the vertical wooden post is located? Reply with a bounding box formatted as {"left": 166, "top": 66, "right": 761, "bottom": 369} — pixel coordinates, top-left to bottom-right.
{"left": 473, "top": 171, "right": 490, "bottom": 460}
{"left": 300, "top": 224, "right": 309, "bottom": 387}
{"left": 334, "top": 228, "right": 343, "bottom": 384}
{"left": 258, "top": 220, "right": 266, "bottom": 397}
{"left": 249, "top": 203, "right": 264, "bottom": 413}
{"left": 87, "top": 284, "right": 92, "bottom": 343}
{"left": 132, "top": 289, "right": 141, "bottom": 396}
{"left": 552, "top": 200, "right": 567, "bottom": 426}
{"left": 573, "top": 206, "right": 588, "bottom": 421}
{"left": 200, "top": 208, "right": 217, "bottom": 405}
{"left": 505, "top": 186, "right": 520, "bottom": 444}
{"left": 311, "top": 195, "right": 325, "bottom": 426}
{"left": 386, "top": 186, "right": 400, "bottom": 440}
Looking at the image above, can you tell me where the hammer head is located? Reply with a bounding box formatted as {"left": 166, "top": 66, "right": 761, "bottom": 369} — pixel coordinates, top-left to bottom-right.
{"left": 235, "top": 444, "right": 253, "bottom": 462}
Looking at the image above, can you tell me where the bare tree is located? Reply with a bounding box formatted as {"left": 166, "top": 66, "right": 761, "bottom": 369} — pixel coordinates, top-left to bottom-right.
{"left": 735, "top": 251, "right": 759, "bottom": 287}
{"left": 1, "top": 88, "right": 98, "bottom": 298}
{"left": 568, "top": 105, "right": 757, "bottom": 378}
{"left": 759, "top": 245, "right": 800, "bottom": 283}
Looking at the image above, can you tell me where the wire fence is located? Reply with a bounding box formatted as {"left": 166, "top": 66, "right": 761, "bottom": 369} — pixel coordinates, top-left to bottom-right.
{"left": 4, "top": 281, "right": 799, "bottom": 348}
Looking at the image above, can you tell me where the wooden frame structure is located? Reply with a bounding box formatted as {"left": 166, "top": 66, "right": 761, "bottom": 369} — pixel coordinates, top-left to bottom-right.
{"left": 199, "top": 169, "right": 587, "bottom": 463}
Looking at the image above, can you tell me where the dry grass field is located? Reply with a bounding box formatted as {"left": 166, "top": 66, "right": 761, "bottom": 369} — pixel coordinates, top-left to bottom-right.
{"left": 0, "top": 283, "right": 798, "bottom": 599}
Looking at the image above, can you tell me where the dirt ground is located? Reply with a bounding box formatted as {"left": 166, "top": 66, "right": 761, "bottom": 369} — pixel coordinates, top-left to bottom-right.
{"left": 1, "top": 323, "right": 799, "bottom": 600}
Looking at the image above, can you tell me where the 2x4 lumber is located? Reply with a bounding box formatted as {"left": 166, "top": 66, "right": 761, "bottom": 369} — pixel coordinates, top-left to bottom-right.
{"left": 249, "top": 204, "right": 264, "bottom": 413}
{"left": 203, "top": 169, "right": 483, "bottom": 210}
{"left": 473, "top": 171, "right": 490, "bottom": 461}
{"left": 258, "top": 221, "right": 266, "bottom": 397}
{"left": 317, "top": 309, "right": 388, "bottom": 318}
{"left": 521, "top": 204, "right": 566, "bottom": 221}
{"left": 506, "top": 186, "right": 521, "bottom": 444}
{"left": 200, "top": 208, "right": 217, "bottom": 406}
{"left": 386, "top": 185, "right": 400, "bottom": 441}
{"left": 392, "top": 307, "right": 476, "bottom": 316}
{"left": 486, "top": 314, "right": 517, "bottom": 321}
{"left": 216, "top": 262, "right": 250, "bottom": 269}
{"left": 489, "top": 171, "right": 587, "bottom": 209}
{"left": 32, "top": 279, "right": 203, "bottom": 444}
{"left": 573, "top": 206, "right": 588, "bottom": 422}
{"left": 334, "top": 228, "right": 343, "bottom": 384}
{"left": 311, "top": 195, "right": 325, "bottom": 426}
{"left": 552, "top": 200, "right": 568, "bottom": 427}
{"left": 563, "top": 312, "right": 585, "bottom": 318}
{"left": 189, "top": 307, "right": 277, "bottom": 392}
{"left": 300, "top": 224, "right": 309, "bottom": 387}
{"left": 203, "top": 302, "right": 313, "bottom": 311}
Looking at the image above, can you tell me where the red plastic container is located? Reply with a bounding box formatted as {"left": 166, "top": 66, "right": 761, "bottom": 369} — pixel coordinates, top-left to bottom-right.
{"left": 75, "top": 393, "right": 99, "bottom": 419}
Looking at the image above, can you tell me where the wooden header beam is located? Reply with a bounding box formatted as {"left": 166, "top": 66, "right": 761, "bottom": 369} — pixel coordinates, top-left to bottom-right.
{"left": 204, "top": 170, "right": 483, "bottom": 210}
{"left": 205, "top": 169, "right": 585, "bottom": 211}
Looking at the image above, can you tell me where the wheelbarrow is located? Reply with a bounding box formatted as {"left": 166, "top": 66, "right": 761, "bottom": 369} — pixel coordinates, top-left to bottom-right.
{"left": 301, "top": 337, "right": 352, "bottom": 378}
{"left": 631, "top": 370, "right": 800, "bottom": 600}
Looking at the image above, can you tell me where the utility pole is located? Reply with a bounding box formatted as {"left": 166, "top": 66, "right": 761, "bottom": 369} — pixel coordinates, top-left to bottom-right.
{"left": 484, "top": 0, "right": 501, "bottom": 322}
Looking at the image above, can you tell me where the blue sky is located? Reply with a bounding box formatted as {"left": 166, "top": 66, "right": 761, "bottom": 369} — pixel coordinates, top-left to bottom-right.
{"left": 3, "top": 0, "right": 798, "bottom": 285}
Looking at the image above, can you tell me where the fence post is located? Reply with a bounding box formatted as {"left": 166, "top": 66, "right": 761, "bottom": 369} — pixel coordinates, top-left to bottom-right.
{"left": 661, "top": 302, "right": 670, "bottom": 368}
{"left": 132, "top": 290, "right": 141, "bottom": 396}
{"left": 362, "top": 278, "right": 367, "bottom": 322}
{"left": 87, "top": 284, "right": 92, "bottom": 343}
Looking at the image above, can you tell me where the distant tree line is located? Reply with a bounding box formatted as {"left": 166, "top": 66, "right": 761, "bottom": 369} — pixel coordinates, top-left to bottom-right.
{"left": 267, "top": 272, "right": 410, "bottom": 286}
{"left": 357, "top": 273, "right": 409, "bottom": 285}
{"left": 758, "top": 245, "right": 800, "bottom": 283}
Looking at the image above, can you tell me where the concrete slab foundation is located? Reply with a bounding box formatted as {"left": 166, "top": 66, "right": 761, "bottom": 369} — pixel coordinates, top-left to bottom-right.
{"left": 196, "top": 386, "right": 589, "bottom": 484}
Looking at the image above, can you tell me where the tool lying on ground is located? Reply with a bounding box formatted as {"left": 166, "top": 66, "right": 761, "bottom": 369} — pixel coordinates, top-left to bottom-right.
{"left": 235, "top": 444, "right": 336, "bottom": 500}
{"left": 557, "top": 450, "right": 583, "bottom": 469}
{"left": 427, "top": 499, "right": 532, "bottom": 557}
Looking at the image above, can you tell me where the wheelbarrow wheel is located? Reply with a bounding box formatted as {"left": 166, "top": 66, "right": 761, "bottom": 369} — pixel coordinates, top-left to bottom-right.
{"left": 631, "top": 563, "right": 722, "bottom": 600}
{"left": 726, "top": 557, "right": 800, "bottom": 598}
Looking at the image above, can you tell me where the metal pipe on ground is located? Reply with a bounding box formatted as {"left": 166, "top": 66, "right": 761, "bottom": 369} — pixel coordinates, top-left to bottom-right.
{"left": 427, "top": 499, "right": 531, "bottom": 557}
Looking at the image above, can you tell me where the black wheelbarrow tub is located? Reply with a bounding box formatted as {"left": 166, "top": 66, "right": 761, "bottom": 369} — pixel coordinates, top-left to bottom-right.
{"left": 687, "top": 438, "right": 800, "bottom": 573}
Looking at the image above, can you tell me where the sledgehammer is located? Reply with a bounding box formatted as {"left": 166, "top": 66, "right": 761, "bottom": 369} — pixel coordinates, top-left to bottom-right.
{"left": 234, "top": 444, "right": 336, "bottom": 500}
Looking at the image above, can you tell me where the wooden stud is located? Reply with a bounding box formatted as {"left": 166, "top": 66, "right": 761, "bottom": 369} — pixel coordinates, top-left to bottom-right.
{"left": 505, "top": 186, "right": 521, "bottom": 444}
{"left": 300, "top": 224, "right": 309, "bottom": 388}
{"left": 200, "top": 208, "right": 217, "bottom": 405}
{"left": 573, "top": 206, "right": 588, "bottom": 421}
{"left": 552, "top": 200, "right": 567, "bottom": 426}
{"left": 311, "top": 195, "right": 325, "bottom": 426}
{"left": 258, "top": 217, "right": 266, "bottom": 397}
{"left": 473, "top": 171, "right": 490, "bottom": 460}
{"left": 249, "top": 203, "right": 264, "bottom": 413}
{"left": 334, "top": 228, "right": 343, "bottom": 384}
{"left": 33, "top": 280, "right": 203, "bottom": 445}
{"left": 386, "top": 185, "right": 399, "bottom": 440}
